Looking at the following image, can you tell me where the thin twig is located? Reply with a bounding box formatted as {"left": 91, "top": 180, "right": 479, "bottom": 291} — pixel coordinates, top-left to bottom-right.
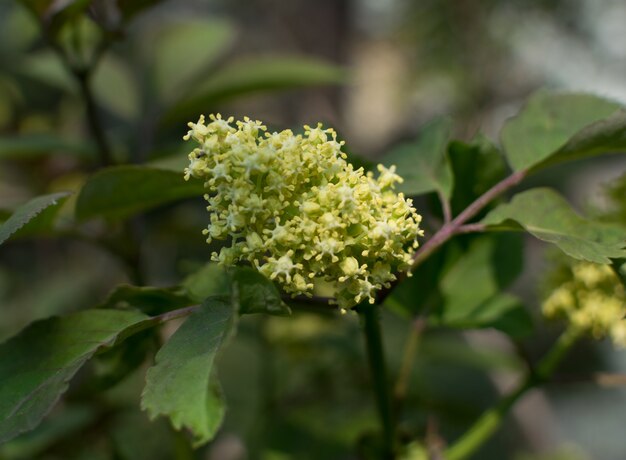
{"left": 153, "top": 305, "right": 200, "bottom": 323}
{"left": 456, "top": 223, "right": 486, "bottom": 234}
{"left": 39, "top": 22, "right": 114, "bottom": 167}
{"left": 410, "top": 169, "right": 526, "bottom": 271}
{"left": 376, "top": 169, "right": 527, "bottom": 305}
{"left": 74, "top": 68, "right": 114, "bottom": 167}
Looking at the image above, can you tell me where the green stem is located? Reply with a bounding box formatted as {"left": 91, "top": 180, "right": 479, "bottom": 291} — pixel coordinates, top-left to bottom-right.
{"left": 360, "top": 304, "right": 394, "bottom": 458}
{"left": 75, "top": 69, "right": 114, "bottom": 167}
{"left": 394, "top": 318, "right": 425, "bottom": 404}
{"left": 444, "top": 327, "right": 580, "bottom": 460}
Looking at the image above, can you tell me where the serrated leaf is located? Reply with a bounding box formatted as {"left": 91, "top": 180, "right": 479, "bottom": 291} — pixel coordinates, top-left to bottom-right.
{"left": 0, "top": 192, "right": 70, "bottom": 246}
{"left": 501, "top": 92, "right": 620, "bottom": 172}
{"left": 141, "top": 297, "right": 233, "bottom": 446}
{"left": 163, "top": 56, "right": 345, "bottom": 125}
{"left": 481, "top": 188, "right": 626, "bottom": 263}
{"left": 439, "top": 294, "right": 532, "bottom": 338}
{"left": 75, "top": 166, "right": 204, "bottom": 220}
{"left": 0, "top": 309, "right": 150, "bottom": 443}
{"left": 380, "top": 118, "right": 453, "bottom": 198}
{"left": 153, "top": 19, "right": 234, "bottom": 104}
{"left": 433, "top": 235, "right": 531, "bottom": 337}
{"left": 232, "top": 267, "right": 291, "bottom": 316}
{"left": 387, "top": 234, "right": 528, "bottom": 337}
{"left": 533, "top": 109, "right": 626, "bottom": 172}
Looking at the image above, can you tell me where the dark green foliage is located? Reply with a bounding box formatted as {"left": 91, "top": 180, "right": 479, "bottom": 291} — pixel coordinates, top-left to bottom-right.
{"left": 0, "top": 309, "right": 149, "bottom": 443}
{"left": 448, "top": 136, "right": 507, "bottom": 218}
{"left": 501, "top": 92, "right": 621, "bottom": 171}
{"left": 381, "top": 118, "right": 453, "bottom": 199}
{"left": 0, "top": 192, "right": 70, "bottom": 246}
{"left": 482, "top": 188, "right": 626, "bottom": 263}
{"left": 141, "top": 297, "right": 233, "bottom": 446}
{"left": 3, "top": 1, "right": 626, "bottom": 457}
{"left": 75, "top": 167, "right": 205, "bottom": 220}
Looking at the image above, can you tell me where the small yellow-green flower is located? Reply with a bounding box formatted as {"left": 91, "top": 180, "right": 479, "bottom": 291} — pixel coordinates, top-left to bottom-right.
{"left": 542, "top": 261, "right": 626, "bottom": 348}
{"left": 184, "top": 115, "right": 423, "bottom": 309}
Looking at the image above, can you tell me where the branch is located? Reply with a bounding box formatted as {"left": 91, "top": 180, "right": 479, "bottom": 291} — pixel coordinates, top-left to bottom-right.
{"left": 456, "top": 223, "right": 486, "bottom": 234}
{"left": 376, "top": 169, "right": 526, "bottom": 305}
{"left": 38, "top": 22, "right": 114, "bottom": 167}
{"left": 359, "top": 304, "right": 395, "bottom": 458}
{"left": 75, "top": 69, "right": 114, "bottom": 167}
{"left": 410, "top": 169, "right": 526, "bottom": 271}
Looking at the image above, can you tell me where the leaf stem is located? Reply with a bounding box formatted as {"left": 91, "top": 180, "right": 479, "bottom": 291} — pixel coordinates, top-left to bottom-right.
{"left": 410, "top": 169, "right": 527, "bottom": 271}
{"left": 394, "top": 317, "right": 426, "bottom": 404}
{"left": 359, "top": 304, "right": 395, "bottom": 458}
{"left": 444, "top": 327, "right": 580, "bottom": 460}
{"left": 153, "top": 305, "right": 200, "bottom": 324}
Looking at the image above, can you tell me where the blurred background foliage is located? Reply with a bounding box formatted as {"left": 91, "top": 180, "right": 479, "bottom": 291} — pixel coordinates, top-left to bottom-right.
{"left": 1, "top": 0, "right": 626, "bottom": 459}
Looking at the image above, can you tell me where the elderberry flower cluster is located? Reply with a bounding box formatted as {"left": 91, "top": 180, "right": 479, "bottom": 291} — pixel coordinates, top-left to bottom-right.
{"left": 184, "top": 114, "right": 423, "bottom": 309}
{"left": 542, "top": 261, "right": 626, "bottom": 348}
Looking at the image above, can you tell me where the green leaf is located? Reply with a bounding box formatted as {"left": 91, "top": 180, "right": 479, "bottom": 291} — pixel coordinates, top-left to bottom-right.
{"left": 0, "top": 134, "right": 92, "bottom": 159}
{"left": 141, "top": 297, "right": 233, "bottom": 446}
{"left": 0, "top": 309, "right": 150, "bottom": 443}
{"left": 163, "top": 56, "right": 345, "bottom": 125}
{"left": 481, "top": 188, "right": 626, "bottom": 263}
{"left": 387, "top": 233, "right": 528, "bottom": 338}
{"left": 448, "top": 136, "right": 507, "bottom": 217}
{"left": 534, "top": 109, "right": 626, "bottom": 171}
{"left": 153, "top": 19, "right": 234, "bottom": 104}
{"left": 232, "top": 267, "right": 291, "bottom": 316}
{"left": 100, "top": 285, "right": 194, "bottom": 316}
{"left": 434, "top": 235, "right": 531, "bottom": 337}
{"left": 501, "top": 91, "right": 621, "bottom": 172}
{"left": 0, "top": 192, "right": 70, "bottom": 246}
{"left": 380, "top": 118, "right": 453, "bottom": 198}
{"left": 612, "top": 258, "right": 626, "bottom": 289}
{"left": 92, "top": 54, "right": 139, "bottom": 120}
{"left": 439, "top": 293, "right": 532, "bottom": 338}
{"left": 182, "top": 263, "right": 231, "bottom": 303}
{"left": 75, "top": 166, "right": 204, "bottom": 220}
